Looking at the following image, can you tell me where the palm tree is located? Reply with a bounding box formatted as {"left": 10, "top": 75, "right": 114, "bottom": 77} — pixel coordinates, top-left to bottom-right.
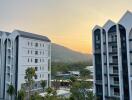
{"left": 17, "top": 89, "right": 26, "bottom": 100}
{"left": 46, "top": 87, "right": 53, "bottom": 95}
{"left": 7, "top": 84, "right": 15, "bottom": 100}
{"left": 25, "top": 67, "right": 36, "bottom": 100}
{"left": 40, "top": 80, "right": 46, "bottom": 92}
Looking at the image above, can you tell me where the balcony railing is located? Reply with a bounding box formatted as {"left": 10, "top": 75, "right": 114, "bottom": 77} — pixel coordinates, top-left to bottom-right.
{"left": 114, "top": 92, "right": 120, "bottom": 96}
{"left": 96, "top": 80, "right": 102, "bottom": 84}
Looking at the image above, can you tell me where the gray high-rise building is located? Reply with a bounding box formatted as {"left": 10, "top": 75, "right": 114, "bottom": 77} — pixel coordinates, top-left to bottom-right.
{"left": 92, "top": 11, "right": 132, "bottom": 100}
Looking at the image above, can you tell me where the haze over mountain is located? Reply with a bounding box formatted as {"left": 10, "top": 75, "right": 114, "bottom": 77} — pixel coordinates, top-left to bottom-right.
{"left": 51, "top": 43, "right": 92, "bottom": 63}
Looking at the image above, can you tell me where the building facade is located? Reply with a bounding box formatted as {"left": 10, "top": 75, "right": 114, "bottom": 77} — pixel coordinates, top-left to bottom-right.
{"left": 0, "top": 30, "right": 51, "bottom": 100}
{"left": 92, "top": 11, "right": 132, "bottom": 100}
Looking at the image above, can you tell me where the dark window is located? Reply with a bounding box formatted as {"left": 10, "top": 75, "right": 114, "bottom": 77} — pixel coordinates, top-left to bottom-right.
{"left": 113, "top": 67, "right": 118, "bottom": 73}
{"left": 35, "top": 59, "right": 38, "bottom": 63}
{"left": 48, "top": 59, "right": 50, "bottom": 71}
{"left": 28, "top": 50, "right": 30, "bottom": 54}
{"left": 35, "top": 67, "right": 38, "bottom": 71}
{"left": 28, "top": 42, "right": 30, "bottom": 46}
{"left": 35, "top": 51, "right": 38, "bottom": 55}
{"left": 34, "top": 75, "right": 37, "bottom": 79}
{"left": 35, "top": 43, "right": 38, "bottom": 47}
{"left": 114, "top": 88, "right": 119, "bottom": 95}
{"left": 114, "top": 77, "right": 119, "bottom": 82}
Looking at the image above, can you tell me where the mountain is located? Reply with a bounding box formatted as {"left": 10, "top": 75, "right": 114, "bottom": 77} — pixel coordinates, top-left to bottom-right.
{"left": 51, "top": 43, "right": 92, "bottom": 63}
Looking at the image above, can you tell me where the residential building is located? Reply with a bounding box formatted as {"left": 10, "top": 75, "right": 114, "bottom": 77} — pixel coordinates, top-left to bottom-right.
{"left": 92, "top": 11, "right": 132, "bottom": 100}
{"left": 0, "top": 30, "right": 51, "bottom": 100}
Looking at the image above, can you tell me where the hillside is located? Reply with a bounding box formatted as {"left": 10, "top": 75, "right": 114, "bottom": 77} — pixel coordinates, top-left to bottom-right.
{"left": 51, "top": 43, "right": 92, "bottom": 63}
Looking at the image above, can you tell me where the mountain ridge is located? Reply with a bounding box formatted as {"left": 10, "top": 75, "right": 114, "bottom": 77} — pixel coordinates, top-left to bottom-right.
{"left": 51, "top": 43, "right": 92, "bottom": 63}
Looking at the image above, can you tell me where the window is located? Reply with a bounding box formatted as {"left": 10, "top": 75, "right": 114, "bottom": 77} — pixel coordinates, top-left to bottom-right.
{"left": 40, "top": 59, "right": 41, "bottom": 62}
{"left": 28, "top": 50, "right": 30, "bottom": 54}
{"left": 35, "top": 67, "right": 38, "bottom": 71}
{"left": 28, "top": 42, "right": 30, "bottom": 46}
{"left": 48, "top": 59, "right": 50, "bottom": 71}
{"left": 40, "top": 43, "right": 41, "bottom": 47}
{"left": 31, "top": 50, "right": 32, "bottom": 54}
{"left": 31, "top": 58, "right": 32, "bottom": 62}
{"left": 34, "top": 75, "right": 37, "bottom": 79}
{"left": 114, "top": 77, "right": 119, "bottom": 85}
{"left": 113, "top": 67, "right": 118, "bottom": 74}
{"left": 35, "top": 43, "right": 38, "bottom": 47}
{"left": 43, "top": 51, "right": 44, "bottom": 55}
{"left": 48, "top": 74, "right": 50, "bottom": 87}
{"left": 35, "top": 51, "right": 38, "bottom": 55}
{"left": 96, "top": 35, "right": 99, "bottom": 41}
{"left": 35, "top": 59, "right": 38, "bottom": 63}
{"left": 114, "top": 88, "right": 119, "bottom": 96}
{"left": 40, "top": 66, "right": 41, "bottom": 70}
{"left": 40, "top": 74, "right": 41, "bottom": 78}
{"left": 40, "top": 51, "right": 41, "bottom": 55}
{"left": 28, "top": 58, "right": 29, "bottom": 62}
{"left": 43, "top": 44, "right": 44, "bottom": 47}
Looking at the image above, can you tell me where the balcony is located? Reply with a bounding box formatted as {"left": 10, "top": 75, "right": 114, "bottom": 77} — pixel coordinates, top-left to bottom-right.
{"left": 109, "top": 63, "right": 118, "bottom": 65}
{"left": 95, "top": 40, "right": 100, "bottom": 44}
{"left": 110, "top": 71, "right": 118, "bottom": 76}
{"left": 94, "top": 49, "right": 101, "bottom": 54}
{"left": 95, "top": 80, "right": 102, "bottom": 85}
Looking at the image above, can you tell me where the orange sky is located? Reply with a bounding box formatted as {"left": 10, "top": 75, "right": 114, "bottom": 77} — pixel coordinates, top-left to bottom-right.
{"left": 0, "top": 0, "right": 132, "bottom": 54}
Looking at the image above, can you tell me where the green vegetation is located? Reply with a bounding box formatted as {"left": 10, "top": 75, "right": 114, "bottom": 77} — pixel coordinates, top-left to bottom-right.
{"left": 51, "top": 62, "right": 92, "bottom": 78}
{"left": 17, "top": 89, "right": 26, "bottom": 100}
{"left": 70, "top": 77, "right": 95, "bottom": 100}
{"left": 41, "top": 80, "right": 47, "bottom": 92}
{"left": 7, "top": 84, "right": 15, "bottom": 100}
{"left": 25, "top": 67, "right": 36, "bottom": 100}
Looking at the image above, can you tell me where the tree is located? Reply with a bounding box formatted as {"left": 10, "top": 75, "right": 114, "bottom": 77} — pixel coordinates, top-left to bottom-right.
{"left": 46, "top": 87, "right": 53, "bottom": 95}
{"left": 41, "top": 80, "right": 46, "bottom": 92}
{"left": 70, "top": 81, "right": 94, "bottom": 100}
{"left": 30, "top": 92, "right": 42, "bottom": 100}
{"left": 17, "top": 89, "right": 26, "bottom": 100}
{"left": 70, "top": 76, "right": 77, "bottom": 87}
{"left": 25, "top": 67, "right": 36, "bottom": 100}
{"left": 80, "top": 69, "right": 91, "bottom": 79}
{"left": 7, "top": 84, "right": 15, "bottom": 100}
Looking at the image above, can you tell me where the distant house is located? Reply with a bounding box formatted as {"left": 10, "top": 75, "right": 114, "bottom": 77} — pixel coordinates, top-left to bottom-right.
{"left": 85, "top": 66, "right": 93, "bottom": 76}
{"left": 56, "top": 71, "right": 80, "bottom": 79}
{"left": 68, "top": 71, "right": 80, "bottom": 77}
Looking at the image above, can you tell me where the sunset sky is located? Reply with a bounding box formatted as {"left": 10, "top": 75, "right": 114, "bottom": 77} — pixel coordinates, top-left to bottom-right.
{"left": 0, "top": 0, "right": 132, "bottom": 54}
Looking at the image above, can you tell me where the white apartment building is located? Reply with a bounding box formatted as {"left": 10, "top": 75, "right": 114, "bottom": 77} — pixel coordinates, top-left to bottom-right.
{"left": 92, "top": 11, "right": 132, "bottom": 100}
{"left": 0, "top": 30, "right": 51, "bottom": 100}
